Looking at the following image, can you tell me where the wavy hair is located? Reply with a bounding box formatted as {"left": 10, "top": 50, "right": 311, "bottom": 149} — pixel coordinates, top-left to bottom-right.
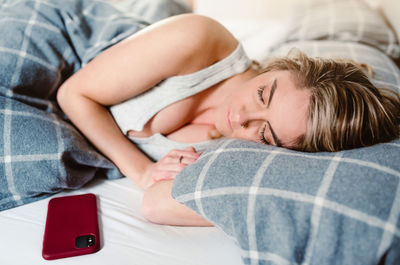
{"left": 260, "top": 51, "right": 400, "bottom": 152}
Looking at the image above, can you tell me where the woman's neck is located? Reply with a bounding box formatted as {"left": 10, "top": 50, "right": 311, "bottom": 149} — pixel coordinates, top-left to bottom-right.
{"left": 190, "top": 67, "right": 259, "bottom": 125}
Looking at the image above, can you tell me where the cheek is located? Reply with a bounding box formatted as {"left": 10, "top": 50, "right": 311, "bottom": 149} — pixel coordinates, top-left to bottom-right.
{"left": 233, "top": 87, "right": 255, "bottom": 106}
{"left": 232, "top": 126, "right": 260, "bottom": 142}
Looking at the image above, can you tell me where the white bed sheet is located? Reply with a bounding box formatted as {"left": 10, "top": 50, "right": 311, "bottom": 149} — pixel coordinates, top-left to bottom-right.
{"left": 0, "top": 18, "right": 286, "bottom": 265}
{"left": 0, "top": 178, "right": 243, "bottom": 265}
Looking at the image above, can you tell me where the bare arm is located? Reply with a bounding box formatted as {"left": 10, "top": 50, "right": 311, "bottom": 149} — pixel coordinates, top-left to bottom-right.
{"left": 57, "top": 14, "right": 238, "bottom": 189}
{"left": 142, "top": 179, "right": 212, "bottom": 226}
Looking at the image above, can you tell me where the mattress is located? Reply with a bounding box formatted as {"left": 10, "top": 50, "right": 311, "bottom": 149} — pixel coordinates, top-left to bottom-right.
{"left": 0, "top": 18, "right": 285, "bottom": 265}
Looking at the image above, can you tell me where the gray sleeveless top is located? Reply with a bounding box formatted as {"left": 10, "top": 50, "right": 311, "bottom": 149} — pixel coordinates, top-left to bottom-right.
{"left": 110, "top": 43, "right": 251, "bottom": 161}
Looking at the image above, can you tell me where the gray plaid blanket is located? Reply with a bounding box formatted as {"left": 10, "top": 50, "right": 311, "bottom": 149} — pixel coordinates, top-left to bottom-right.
{"left": 0, "top": 0, "right": 189, "bottom": 211}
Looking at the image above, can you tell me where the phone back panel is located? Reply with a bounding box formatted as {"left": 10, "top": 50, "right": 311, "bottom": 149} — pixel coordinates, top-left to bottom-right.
{"left": 42, "top": 193, "right": 100, "bottom": 260}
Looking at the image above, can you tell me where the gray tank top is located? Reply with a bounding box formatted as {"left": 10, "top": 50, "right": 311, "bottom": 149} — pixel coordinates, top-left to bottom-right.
{"left": 110, "top": 43, "right": 251, "bottom": 161}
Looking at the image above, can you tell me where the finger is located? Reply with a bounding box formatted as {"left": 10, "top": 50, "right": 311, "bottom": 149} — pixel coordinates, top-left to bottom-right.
{"left": 178, "top": 150, "right": 201, "bottom": 160}
{"left": 178, "top": 156, "right": 198, "bottom": 165}
{"left": 160, "top": 154, "right": 181, "bottom": 164}
{"left": 158, "top": 152, "right": 183, "bottom": 164}
{"left": 169, "top": 148, "right": 200, "bottom": 158}
{"left": 160, "top": 153, "right": 197, "bottom": 166}
{"left": 184, "top": 146, "right": 196, "bottom": 152}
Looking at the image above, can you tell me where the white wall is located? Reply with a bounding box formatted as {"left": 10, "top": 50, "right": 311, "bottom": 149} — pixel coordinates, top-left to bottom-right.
{"left": 193, "top": 0, "right": 296, "bottom": 19}
{"left": 193, "top": 0, "right": 383, "bottom": 20}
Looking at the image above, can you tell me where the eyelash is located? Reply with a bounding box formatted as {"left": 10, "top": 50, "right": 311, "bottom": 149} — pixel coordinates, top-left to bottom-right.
{"left": 260, "top": 124, "right": 269, "bottom": 145}
{"left": 257, "top": 85, "right": 266, "bottom": 104}
{"left": 257, "top": 86, "right": 269, "bottom": 144}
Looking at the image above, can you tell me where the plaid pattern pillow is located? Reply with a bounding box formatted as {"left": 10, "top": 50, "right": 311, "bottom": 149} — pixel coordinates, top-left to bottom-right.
{"left": 172, "top": 41, "right": 400, "bottom": 265}
{"left": 173, "top": 139, "right": 400, "bottom": 265}
{"left": 278, "top": 0, "right": 400, "bottom": 60}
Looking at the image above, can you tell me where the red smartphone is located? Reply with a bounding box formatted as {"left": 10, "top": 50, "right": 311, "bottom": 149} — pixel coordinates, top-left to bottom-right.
{"left": 42, "top": 193, "right": 100, "bottom": 260}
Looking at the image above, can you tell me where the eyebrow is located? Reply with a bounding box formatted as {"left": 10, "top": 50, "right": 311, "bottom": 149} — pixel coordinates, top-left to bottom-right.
{"left": 265, "top": 78, "right": 281, "bottom": 147}
{"left": 267, "top": 121, "right": 282, "bottom": 147}
{"left": 267, "top": 78, "right": 277, "bottom": 108}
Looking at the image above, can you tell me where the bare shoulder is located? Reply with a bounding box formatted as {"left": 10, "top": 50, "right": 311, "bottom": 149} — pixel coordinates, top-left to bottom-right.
{"left": 164, "top": 14, "right": 238, "bottom": 49}
{"left": 57, "top": 14, "right": 239, "bottom": 106}
{"left": 156, "top": 14, "right": 239, "bottom": 74}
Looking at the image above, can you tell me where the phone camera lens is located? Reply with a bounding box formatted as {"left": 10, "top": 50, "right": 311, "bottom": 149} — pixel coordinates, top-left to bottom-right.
{"left": 75, "top": 235, "right": 95, "bottom": 248}
{"left": 87, "top": 236, "right": 95, "bottom": 246}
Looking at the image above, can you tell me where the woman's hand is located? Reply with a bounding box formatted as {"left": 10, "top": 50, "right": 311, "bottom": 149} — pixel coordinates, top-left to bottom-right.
{"left": 145, "top": 147, "right": 200, "bottom": 183}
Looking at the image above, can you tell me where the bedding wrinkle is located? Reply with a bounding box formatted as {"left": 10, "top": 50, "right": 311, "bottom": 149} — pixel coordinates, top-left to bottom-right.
{"left": 3, "top": 0, "right": 43, "bottom": 208}
{"left": 103, "top": 176, "right": 144, "bottom": 192}
{"left": 100, "top": 213, "right": 209, "bottom": 265}
{"left": 0, "top": 212, "right": 43, "bottom": 226}
{"left": 100, "top": 197, "right": 142, "bottom": 219}
{"left": 53, "top": 113, "right": 66, "bottom": 187}
{"left": 105, "top": 240, "right": 200, "bottom": 265}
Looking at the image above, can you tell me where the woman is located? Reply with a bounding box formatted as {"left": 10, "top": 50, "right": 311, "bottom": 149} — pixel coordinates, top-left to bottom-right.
{"left": 57, "top": 14, "right": 400, "bottom": 226}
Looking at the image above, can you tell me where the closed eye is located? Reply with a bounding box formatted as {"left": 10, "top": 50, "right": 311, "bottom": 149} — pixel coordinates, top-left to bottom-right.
{"left": 257, "top": 85, "right": 266, "bottom": 104}
{"left": 259, "top": 124, "right": 269, "bottom": 144}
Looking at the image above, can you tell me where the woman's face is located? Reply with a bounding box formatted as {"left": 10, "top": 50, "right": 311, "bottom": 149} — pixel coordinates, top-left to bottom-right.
{"left": 215, "top": 70, "right": 310, "bottom": 148}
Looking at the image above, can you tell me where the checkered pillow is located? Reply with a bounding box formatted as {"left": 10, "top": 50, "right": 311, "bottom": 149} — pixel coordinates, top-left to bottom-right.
{"left": 277, "top": 0, "right": 400, "bottom": 60}
{"left": 172, "top": 139, "right": 400, "bottom": 265}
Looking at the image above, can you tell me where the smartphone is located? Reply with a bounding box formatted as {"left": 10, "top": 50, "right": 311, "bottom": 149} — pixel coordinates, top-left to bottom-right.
{"left": 42, "top": 193, "right": 100, "bottom": 260}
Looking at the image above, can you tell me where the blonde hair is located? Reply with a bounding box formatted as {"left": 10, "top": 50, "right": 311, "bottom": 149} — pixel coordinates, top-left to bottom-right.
{"left": 261, "top": 51, "right": 400, "bottom": 152}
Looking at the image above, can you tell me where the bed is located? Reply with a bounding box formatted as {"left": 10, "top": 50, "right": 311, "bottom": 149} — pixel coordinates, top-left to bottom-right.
{"left": 0, "top": 0, "right": 399, "bottom": 264}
